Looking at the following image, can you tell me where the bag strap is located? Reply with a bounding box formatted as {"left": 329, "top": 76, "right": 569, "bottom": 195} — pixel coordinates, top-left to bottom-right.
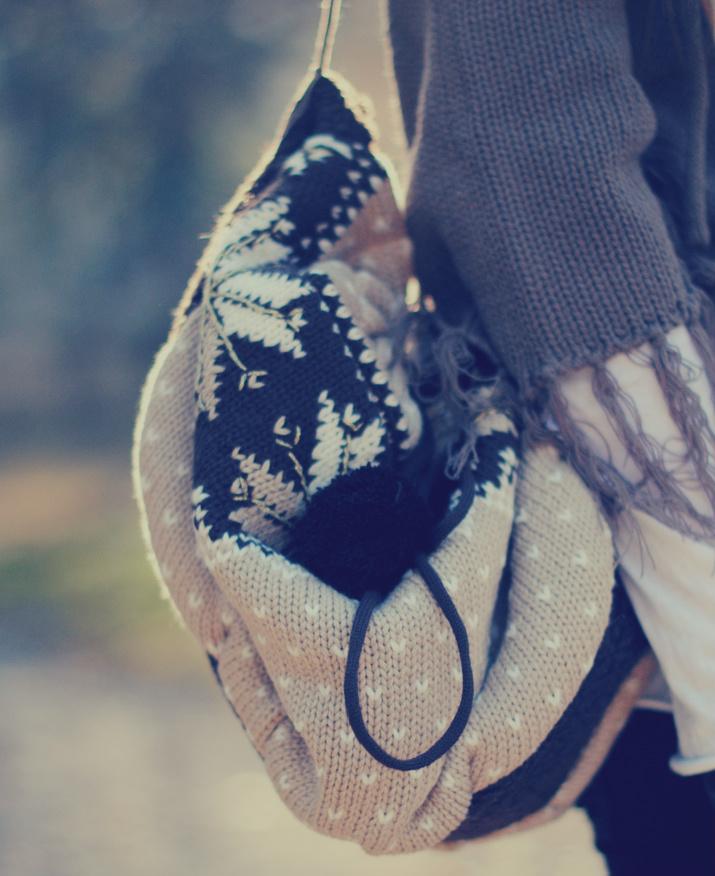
{"left": 312, "top": 0, "right": 343, "bottom": 78}
{"left": 344, "top": 466, "right": 477, "bottom": 771}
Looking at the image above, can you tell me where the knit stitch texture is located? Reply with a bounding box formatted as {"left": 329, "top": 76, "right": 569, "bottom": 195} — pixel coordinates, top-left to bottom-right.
{"left": 384, "top": 0, "right": 715, "bottom": 549}
{"left": 132, "top": 71, "right": 654, "bottom": 854}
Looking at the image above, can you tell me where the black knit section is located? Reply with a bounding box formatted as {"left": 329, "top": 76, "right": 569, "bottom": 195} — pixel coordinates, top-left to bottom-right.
{"left": 182, "top": 73, "right": 383, "bottom": 322}
{"left": 193, "top": 268, "right": 405, "bottom": 545}
{"left": 248, "top": 74, "right": 375, "bottom": 200}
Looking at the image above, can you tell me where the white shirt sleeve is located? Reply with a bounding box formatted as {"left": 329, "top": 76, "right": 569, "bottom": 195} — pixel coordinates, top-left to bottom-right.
{"left": 552, "top": 324, "right": 715, "bottom": 776}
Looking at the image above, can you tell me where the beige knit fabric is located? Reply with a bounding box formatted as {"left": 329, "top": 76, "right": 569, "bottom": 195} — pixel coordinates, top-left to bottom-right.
{"left": 441, "top": 650, "right": 658, "bottom": 854}
{"left": 132, "top": 156, "right": 651, "bottom": 855}
{"left": 134, "top": 314, "right": 630, "bottom": 853}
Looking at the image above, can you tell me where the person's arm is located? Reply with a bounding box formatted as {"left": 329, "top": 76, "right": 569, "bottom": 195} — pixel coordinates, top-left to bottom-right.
{"left": 388, "top": 0, "right": 715, "bottom": 788}
{"left": 389, "top": 0, "right": 699, "bottom": 379}
{"left": 387, "top": 0, "right": 715, "bottom": 543}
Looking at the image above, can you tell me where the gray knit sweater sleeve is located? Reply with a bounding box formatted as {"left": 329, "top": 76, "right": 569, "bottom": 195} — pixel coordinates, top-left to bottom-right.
{"left": 385, "top": 0, "right": 715, "bottom": 543}
{"left": 385, "top": 0, "right": 702, "bottom": 387}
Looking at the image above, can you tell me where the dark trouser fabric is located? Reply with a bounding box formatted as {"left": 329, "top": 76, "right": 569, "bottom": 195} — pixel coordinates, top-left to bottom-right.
{"left": 575, "top": 709, "right": 715, "bottom": 876}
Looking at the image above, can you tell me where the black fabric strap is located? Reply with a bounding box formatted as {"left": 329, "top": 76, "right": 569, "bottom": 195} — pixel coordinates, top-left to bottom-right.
{"left": 312, "top": 0, "right": 342, "bottom": 77}
{"left": 343, "top": 467, "right": 476, "bottom": 771}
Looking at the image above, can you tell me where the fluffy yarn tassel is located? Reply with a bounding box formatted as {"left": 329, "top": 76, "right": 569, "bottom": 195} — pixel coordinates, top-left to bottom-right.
{"left": 520, "top": 289, "right": 715, "bottom": 563}
{"left": 401, "top": 308, "right": 517, "bottom": 479}
{"left": 385, "top": 287, "right": 715, "bottom": 563}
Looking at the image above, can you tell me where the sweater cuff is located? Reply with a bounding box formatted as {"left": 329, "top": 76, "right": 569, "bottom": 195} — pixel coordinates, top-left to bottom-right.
{"left": 669, "top": 751, "right": 715, "bottom": 777}
{"left": 522, "top": 294, "right": 715, "bottom": 547}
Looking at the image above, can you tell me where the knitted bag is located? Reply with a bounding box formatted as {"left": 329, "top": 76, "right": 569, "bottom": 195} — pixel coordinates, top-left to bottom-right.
{"left": 132, "top": 1, "right": 656, "bottom": 856}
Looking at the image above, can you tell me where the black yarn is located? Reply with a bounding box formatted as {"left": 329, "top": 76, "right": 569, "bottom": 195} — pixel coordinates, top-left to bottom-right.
{"left": 284, "top": 465, "right": 437, "bottom": 601}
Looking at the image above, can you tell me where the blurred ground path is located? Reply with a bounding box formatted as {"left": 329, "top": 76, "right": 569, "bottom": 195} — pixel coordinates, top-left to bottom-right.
{"left": 0, "top": 658, "right": 606, "bottom": 876}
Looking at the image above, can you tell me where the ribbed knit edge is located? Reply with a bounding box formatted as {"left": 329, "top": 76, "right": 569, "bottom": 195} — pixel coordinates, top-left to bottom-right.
{"left": 383, "top": 0, "right": 715, "bottom": 409}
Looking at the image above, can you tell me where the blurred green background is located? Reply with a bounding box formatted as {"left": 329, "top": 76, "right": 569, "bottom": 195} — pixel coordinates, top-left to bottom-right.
{"left": 0, "top": 0, "right": 408, "bottom": 667}
{"left": 0, "top": 1, "right": 606, "bottom": 873}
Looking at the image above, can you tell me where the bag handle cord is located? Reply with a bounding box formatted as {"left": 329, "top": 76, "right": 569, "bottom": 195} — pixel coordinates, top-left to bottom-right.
{"left": 313, "top": 0, "right": 342, "bottom": 78}
{"left": 344, "top": 466, "right": 477, "bottom": 771}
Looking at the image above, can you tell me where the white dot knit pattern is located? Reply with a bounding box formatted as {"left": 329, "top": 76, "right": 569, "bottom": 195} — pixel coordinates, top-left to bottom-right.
{"left": 133, "top": 299, "right": 651, "bottom": 853}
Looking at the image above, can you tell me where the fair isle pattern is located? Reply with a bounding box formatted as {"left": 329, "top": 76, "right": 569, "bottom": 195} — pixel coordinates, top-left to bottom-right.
{"left": 132, "top": 71, "right": 655, "bottom": 855}
{"left": 191, "top": 80, "right": 417, "bottom": 550}
{"left": 194, "top": 268, "right": 410, "bottom": 551}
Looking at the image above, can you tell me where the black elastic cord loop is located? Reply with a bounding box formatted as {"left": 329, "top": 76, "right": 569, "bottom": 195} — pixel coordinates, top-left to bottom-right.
{"left": 343, "top": 468, "right": 476, "bottom": 771}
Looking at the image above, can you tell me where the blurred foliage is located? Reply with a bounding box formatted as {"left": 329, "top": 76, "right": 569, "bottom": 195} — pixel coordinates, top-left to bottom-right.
{"left": 0, "top": 0, "right": 399, "bottom": 662}
{"left": 0, "top": 503, "right": 200, "bottom": 674}
{"left": 0, "top": 457, "right": 202, "bottom": 673}
{"left": 1, "top": 512, "right": 160, "bottom": 656}
{"left": 0, "top": 492, "right": 210, "bottom": 681}
{"left": 0, "top": 0, "right": 317, "bottom": 453}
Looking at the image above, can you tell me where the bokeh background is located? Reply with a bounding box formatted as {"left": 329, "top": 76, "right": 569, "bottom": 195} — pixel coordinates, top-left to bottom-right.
{"left": 0, "top": 1, "right": 606, "bottom": 873}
